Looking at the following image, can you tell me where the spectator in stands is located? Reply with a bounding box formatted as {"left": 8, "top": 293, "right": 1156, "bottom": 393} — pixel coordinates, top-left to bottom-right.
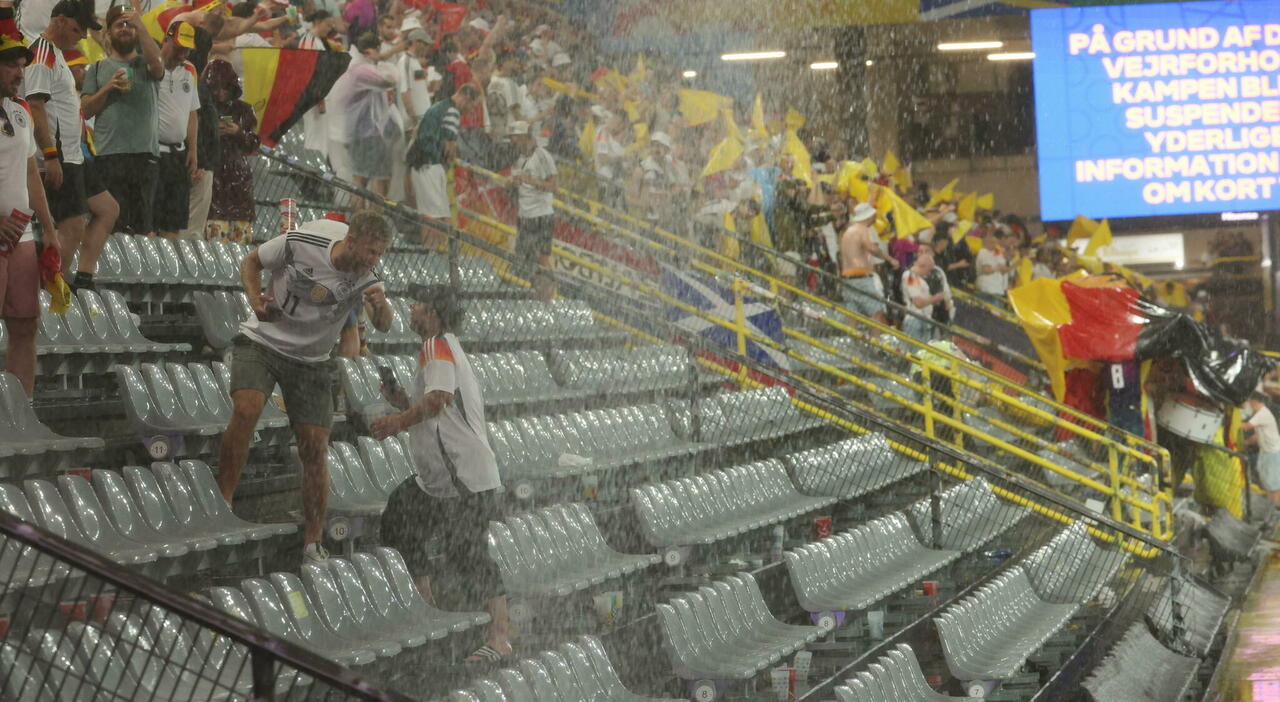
{"left": 508, "top": 119, "right": 558, "bottom": 302}
{"left": 974, "top": 228, "right": 1015, "bottom": 304}
{"left": 1243, "top": 392, "right": 1280, "bottom": 508}
{"left": 153, "top": 21, "right": 201, "bottom": 238}
{"left": 340, "top": 32, "right": 400, "bottom": 199}
{"left": 203, "top": 59, "right": 257, "bottom": 242}
{"left": 373, "top": 283, "right": 512, "bottom": 664}
{"left": 399, "top": 28, "right": 438, "bottom": 132}
{"left": 485, "top": 48, "right": 524, "bottom": 163}
{"left": 26, "top": 0, "right": 116, "bottom": 291}
{"left": 900, "top": 248, "right": 951, "bottom": 342}
{"left": 931, "top": 220, "right": 973, "bottom": 290}
{"left": 840, "top": 201, "right": 896, "bottom": 325}
{"left": 406, "top": 83, "right": 480, "bottom": 223}
{"left": 217, "top": 210, "right": 394, "bottom": 565}
{"left": 80, "top": 0, "right": 162, "bottom": 236}
{"left": 0, "top": 8, "right": 61, "bottom": 397}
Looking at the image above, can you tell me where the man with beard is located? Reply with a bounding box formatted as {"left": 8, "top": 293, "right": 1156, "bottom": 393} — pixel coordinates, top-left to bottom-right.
{"left": 80, "top": 0, "right": 162, "bottom": 235}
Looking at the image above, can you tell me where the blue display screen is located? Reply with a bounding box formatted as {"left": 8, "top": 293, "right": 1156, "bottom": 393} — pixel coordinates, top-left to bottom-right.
{"left": 1031, "top": 0, "right": 1280, "bottom": 220}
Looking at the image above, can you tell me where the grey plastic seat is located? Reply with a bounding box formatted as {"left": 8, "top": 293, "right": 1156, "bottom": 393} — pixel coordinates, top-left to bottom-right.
{"left": 57, "top": 473, "right": 185, "bottom": 561}
{"left": 1145, "top": 575, "right": 1230, "bottom": 657}
{"left": 362, "top": 547, "right": 489, "bottom": 632}
{"left": 120, "top": 465, "right": 229, "bottom": 550}
{"left": 101, "top": 289, "right": 191, "bottom": 353}
{"left": 192, "top": 290, "right": 241, "bottom": 351}
{"left": 785, "top": 434, "right": 928, "bottom": 498}
{"left": 326, "top": 444, "right": 385, "bottom": 515}
{"left": 934, "top": 566, "right": 1079, "bottom": 682}
{"left": 561, "top": 636, "right": 684, "bottom": 702}
{"left": 835, "top": 644, "right": 962, "bottom": 702}
{"left": 87, "top": 469, "right": 190, "bottom": 559}
{"left": 324, "top": 557, "right": 430, "bottom": 648}
{"left": 786, "top": 512, "right": 960, "bottom": 612}
{"left": 659, "top": 572, "right": 830, "bottom": 681}
{"left": 906, "top": 478, "right": 1029, "bottom": 552}
{"left": 24, "top": 478, "right": 157, "bottom": 564}
{"left": 632, "top": 460, "right": 833, "bottom": 549}
{"left": 0, "top": 372, "right": 102, "bottom": 453}
{"left": 298, "top": 563, "right": 402, "bottom": 658}
{"left": 1082, "top": 622, "right": 1200, "bottom": 702}
{"left": 244, "top": 574, "right": 376, "bottom": 666}
{"left": 178, "top": 460, "right": 296, "bottom": 539}
{"left": 1019, "top": 522, "right": 1125, "bottom": 604}
{"left": 356, "top": 436, "right": 410, "bottom": 496}
{"left": 0, "top": 483, "right": 72, "bottom": 593}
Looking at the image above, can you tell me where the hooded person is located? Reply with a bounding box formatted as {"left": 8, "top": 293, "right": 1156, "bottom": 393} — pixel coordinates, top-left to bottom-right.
{"left": 202, "top": 59, "right": 258, "bottom": 241}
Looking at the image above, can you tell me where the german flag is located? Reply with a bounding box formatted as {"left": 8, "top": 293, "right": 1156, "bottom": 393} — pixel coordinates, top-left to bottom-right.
{"left": 240, "top": 47, "right": 350, "bottom": 148}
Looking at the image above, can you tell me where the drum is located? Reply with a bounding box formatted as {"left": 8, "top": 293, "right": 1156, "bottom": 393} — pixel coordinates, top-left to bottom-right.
{"left": 1156, "top": 397, "right": 1223, "bottom": 444}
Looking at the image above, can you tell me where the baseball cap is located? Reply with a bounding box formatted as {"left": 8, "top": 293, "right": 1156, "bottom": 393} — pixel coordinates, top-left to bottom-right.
{"left": 404, "top": 28, "right": 430, "bottom": 45}
{"left": 104, "top": 5, "right": 127, "bottom": 29}
{"left": 51, "top": 0, "right": 102, "bottom": 31}
{"left": 506, "top": 120, "right": 531, "bottom": 137}
{"left": 649, "top": 131, "right": 672, "bottom": 149}
{"left": 399, "top": 16, "right": 422, "bottom": 32}
{"left": 551, "top": 52, "right": 570, "bottom": 67}
{"left": 168, "top": 20, "right": 196, "bottom": 49}
{"left": 468, "top": 17, "right": 490, "bottom": 33}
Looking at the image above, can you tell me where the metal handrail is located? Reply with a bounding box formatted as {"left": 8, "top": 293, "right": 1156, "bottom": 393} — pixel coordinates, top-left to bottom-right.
{"left": 0, "top": 509, "right": 410, "bottom": 701}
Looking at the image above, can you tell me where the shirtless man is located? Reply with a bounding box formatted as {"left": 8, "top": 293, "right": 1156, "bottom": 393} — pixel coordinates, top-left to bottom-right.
{"left": 839, "top": 201, "right": 897, "bottom": 324}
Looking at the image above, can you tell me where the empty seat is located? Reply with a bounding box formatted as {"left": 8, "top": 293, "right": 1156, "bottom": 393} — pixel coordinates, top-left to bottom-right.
{"left": 0, "top": 483, "right": 72, "bottom": 595}
{"left": 785, "top": 434, "right": 927, "bottom": 498}
{"left": 658, "top": 572, "right": 831, "bottom": 682}
{"left": 0, "top": 371, "right": 103, "bottom": 463}
{"left": 699, "top": 387, "right": 823, "bottom": 445}
{"left": 23, "top": 478, "right": 158, "bottom": 565}
{"left": 1081, "top": 622, "right": 1200, "bottom": 702}
{"left": 487, "top": 503, "right": 658, "bottom": 597}
{"left": 632, "top": 460, "right": 833, "bottom": 549}
{"left": 906, "top": 478, "right": 1028, "bottom": 552}
{"left": 786, "top": 512, "right": 960, "bottom": 612}
{"left": 1019, "top": 523, "right": 1125, "bottom": 604}
{"left": 1144, "top": 575, "right": 1229, "bottom": 658}
{"left": 934, "top": 566, "right": 1079, "bottom": 682}
{"left": 834, "top": 644, "right": 962, "bottom": 701}
{"left": 177, "top": 460, "right": 296, "bottom": 539}
{"left": 192, "top": 290, "right": 249, "bottom": 351}
{"left": 351, "top": 547, "right": 489, "bottom": 637}
{"left": 326, "top": 442, "right": 386, "bottom": 515}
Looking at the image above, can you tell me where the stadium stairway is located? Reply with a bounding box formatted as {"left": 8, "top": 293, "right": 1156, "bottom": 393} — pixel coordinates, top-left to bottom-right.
{"left": 0, "top": 134, "right": 1244, "bottom": 702}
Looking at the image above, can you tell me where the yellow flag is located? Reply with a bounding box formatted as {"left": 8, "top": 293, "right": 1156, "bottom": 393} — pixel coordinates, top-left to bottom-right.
{"left": 78, "top": 36, "right": 105, "bottom": 64}
{"left": 623, "top": 100, "right": 640, "bottom": 124}
{"left": 1084, "top": 219, "right": 1112, "bottom": 255}
{"left": 625, "top": 122, "right": 649, "bottom": 155}
{"left": 596, "top": 69, "right": 628, "bottom": 96}
{"left": 846, "top": 173, "right": 869, "bottom": 202}
{"left": 956, "top": 192, "right": 977, "bottom": 222}
{"left": 750, "top": 212, "right": 773, "bottom": 248}
{"left": 142, "top": 0, "right": 186, "bottom": 41}
{"left": 873, "top": 184, "right": 893, "bottom": 216}
{"left": 976, "top": 192, "right": 995, "bottom": 210}
{"left": 926, "top": 178, "right": 959, "bottom": 208}
{"left": 1032, "top": 233, "right": 1047, "bottom": 244}
{"left": 701, "top": 114, "right": 745, "bottom": 178}
{"left": 892, "top": 167, "right": 912, "bottom": 191}
{"left": 679, "top": 89, "right": 733, "bottom": 127}
{"left": 578, "top": 118, "right": 595, "bottom": 160}
{"left": 1066, "top": 214, "right": 1098, "bottom": 244}
{"left": 966, "top": 235, "right": 984, "bottom": 255}
{"left": 723, "top": 108, "right": 741, "bottom": 142}
{"left": 834, "top": 161, "right": 859, "bottom": 195}
{"left": 882, "top": 187, "right": 933, "bottom": 239}
{"left": 784, "top": 108, "right": 806, "bottom": 130}
{"left": 629, "top": 56, "right": 647, "bottom": 86}
{"left": 953, "top": 219, "right": 975, "bottom": 243}
{"left": 882, "top": 150, "right": 900, "bottom": 177}
{"left": 1017, "top": 256, "right": 1034, "bottom": 285}
{"left": 750, "top": 94, "right": 768, "bottom": 140}
{"left": 859, "top": 158, "right": 879, "bottom": 178}
{"left": 783, "top": 130, "right": 812, "bottom": 185}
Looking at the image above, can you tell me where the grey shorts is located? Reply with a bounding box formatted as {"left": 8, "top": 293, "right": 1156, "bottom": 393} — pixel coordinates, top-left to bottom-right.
{"left": 348, "top": 136, "right": 393, "bottom": 180}
{"left": 229, "top": 335, "right": 336, "bottom": 429}
{"left": 1258, "top": 451, "right": 1280, "bottom": 492}
{"left": 843, "top": 274, "right": 886, "bottom": 319}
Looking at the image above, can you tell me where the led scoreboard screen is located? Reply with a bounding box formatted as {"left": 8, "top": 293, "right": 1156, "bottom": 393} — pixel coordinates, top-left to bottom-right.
{"left": 1031, "top": 0, "right": 1280, "bottom": 220}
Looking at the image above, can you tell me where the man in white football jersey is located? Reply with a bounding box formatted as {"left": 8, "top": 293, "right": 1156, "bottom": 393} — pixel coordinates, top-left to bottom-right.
{"left": 217, "top": 210, "right": 394, "bottom": 563}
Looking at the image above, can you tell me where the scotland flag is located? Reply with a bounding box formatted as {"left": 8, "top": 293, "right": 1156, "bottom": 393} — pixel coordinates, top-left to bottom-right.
{"left": 661, "top": 269, "right": 790, "bottom": 369}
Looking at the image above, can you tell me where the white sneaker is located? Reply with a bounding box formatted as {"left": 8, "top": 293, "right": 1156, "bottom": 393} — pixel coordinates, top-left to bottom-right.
{"left": 303, "top": 542, "right": 329, "bottom": 565}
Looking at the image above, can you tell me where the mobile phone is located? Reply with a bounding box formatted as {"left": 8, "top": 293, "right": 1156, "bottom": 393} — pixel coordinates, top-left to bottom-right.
{"left": 219, "top": 115, "right": 234, "bottom": 122}
{"left": 377, "top": 365, "right": 399, "bottom": 393}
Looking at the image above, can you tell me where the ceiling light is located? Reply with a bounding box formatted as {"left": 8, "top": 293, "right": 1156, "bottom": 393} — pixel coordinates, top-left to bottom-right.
{"left": 865, "top": 59, "right": 874, "bottom": 66}
{"left": 1222, "top": 211, "right": 1260, "bottom": 222}
{"left": 987, "top": 51, "right": 1035, "bottom": 61}
{"left": 682, "top": 70, "right": 697, "bottom": 78}
{"left": 721, "top": 50, "right": 787, "bottom": 62}
{"left": 938, "top": 40, "right": 1004, "bottom": 51}
{"left": 810, "top": 61, "right": 838, "bottom": 70}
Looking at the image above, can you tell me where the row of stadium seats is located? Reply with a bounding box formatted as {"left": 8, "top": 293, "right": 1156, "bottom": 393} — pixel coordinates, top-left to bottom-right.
{"left": 935, "top": 524, "right": 1126, "bottom": 686}
{"left": 0, "top": 461, "right": 293, "bottom": 588}
{"left": 448, "top": 635, "right": 680, "bottom": 702}
{"left": 89, "top": 234, "right": 251, "bottom": 302}
{"left": 786, "top": 433, "right": 928, "bottom": 498}
{"left": 835, "top": 644, "right": 963, "bottom": 701}
{"left": 0, "top": 372, "right": 102, "bottom": 478}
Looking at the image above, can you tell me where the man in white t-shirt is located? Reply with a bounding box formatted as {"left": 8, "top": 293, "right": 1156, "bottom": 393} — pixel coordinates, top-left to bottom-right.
{"left": 0, "top": 13, "right": 60, "bottom": 397}
{"left": 1244, "top": 393, "right": 1280, "bottom": 506}
{"left": 153, "top": 21, "right": 200, "bottom": 238}
{"left": 974, "top": 229, "right": 1014, "bottom": 303}
{"left": 373, "top": 284, "right": 511, "bottom": 664}
{"left": 26, "top": 0, "right": 115, "bottom": 291}
{"left": 900, "top": 248, "right": 951, "bottom": 343}
{"left": 217, "top": 211, "right": 394, "bottom": 564}
{"left": 508, "top": 120, "right": 557, "bottom": 301}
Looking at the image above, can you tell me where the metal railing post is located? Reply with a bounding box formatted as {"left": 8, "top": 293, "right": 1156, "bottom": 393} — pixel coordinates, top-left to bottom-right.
{"left": 251, "top": 650, "right": 277, "bottom": 701}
